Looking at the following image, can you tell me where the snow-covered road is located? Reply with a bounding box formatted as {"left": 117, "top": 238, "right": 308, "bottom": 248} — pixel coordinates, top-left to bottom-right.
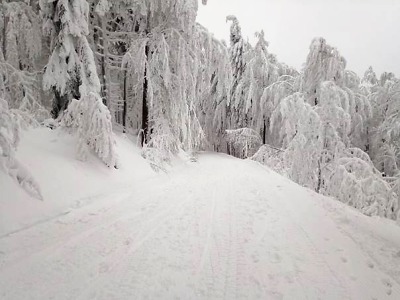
{"left": 1, "top": 153, "right": 400, "bottom": 299}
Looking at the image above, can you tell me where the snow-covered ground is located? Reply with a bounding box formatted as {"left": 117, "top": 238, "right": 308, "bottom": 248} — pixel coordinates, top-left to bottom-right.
{"left": 1, "top": 128, "right": 400, "bottom": 299}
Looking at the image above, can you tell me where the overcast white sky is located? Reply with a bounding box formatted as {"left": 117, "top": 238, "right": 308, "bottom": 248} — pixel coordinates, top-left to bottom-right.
{"left": 197, "top": 0, "right": 400, "bottom": 77}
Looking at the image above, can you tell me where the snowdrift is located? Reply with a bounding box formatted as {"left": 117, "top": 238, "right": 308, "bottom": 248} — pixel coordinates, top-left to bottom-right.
{"left": 0, "top": 127, "right": 153, "bottom": 236}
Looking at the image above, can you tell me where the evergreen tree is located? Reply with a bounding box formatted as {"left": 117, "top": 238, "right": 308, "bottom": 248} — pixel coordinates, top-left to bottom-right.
{"left": 226, "top": 15, "right": 248, "bottom": 129}
{"left": 40, "top": 0, "right": 101, "bottom": 117}
{"left": 226, "top": 15, "right": 246, "bottom": 95}
{"left": 41, "top": 0, "right": 117, "bottom": 167}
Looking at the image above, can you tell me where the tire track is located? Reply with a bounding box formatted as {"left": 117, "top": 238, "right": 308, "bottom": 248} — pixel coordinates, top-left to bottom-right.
{"left": 74, "top": 194, "right": 190, "bottom": 300}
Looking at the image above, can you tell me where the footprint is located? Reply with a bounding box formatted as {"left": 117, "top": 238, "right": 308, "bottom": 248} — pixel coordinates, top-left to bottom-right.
{"left": 382, "top": 278, "right": 393, "bottom": 295}
{"left": 367, "top": 261, "right": 374, "bottom": 269}
{"left": 341, "top": 257, "right": 347, "bottom": 263}
{"left": 382, "top": 278, "right": 392, "bottom": 288}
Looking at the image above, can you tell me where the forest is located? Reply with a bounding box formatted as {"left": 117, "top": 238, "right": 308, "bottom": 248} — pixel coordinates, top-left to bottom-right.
{"left": 1, "top": 0, "right": 399, "bottom": 222}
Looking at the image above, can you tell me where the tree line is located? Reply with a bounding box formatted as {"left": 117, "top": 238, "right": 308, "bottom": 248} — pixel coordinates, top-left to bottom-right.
{"left": 1, "top": 0, "right": 399, "bottom": 220}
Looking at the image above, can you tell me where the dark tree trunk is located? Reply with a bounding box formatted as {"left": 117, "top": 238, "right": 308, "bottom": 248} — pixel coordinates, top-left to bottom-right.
{"left": 141, "top": 43, "right": 149, "bottom": 146}
{"left": 100, "top": 51, "right": 107, "bottom": 106}
{"left": 94, "top": 14, "right": 107, "bottom": 106}
{"left": 51, "top": 88, "right": 69, "bottom": 119}
{"left": 316, "top": 158, "right": 322, "bottom": 193}
{"left": 141, "top": 12, "right": 150, "bottom": 147}
{"left": 98, "top": 17, "right": 108, "bottom": 106}
{"left": 2, "top": 13, "right": 8, "bottom": 60}
{"left": 122, "top": 68, "right": 127, "bottom": 133}
{"left": 263, "top": 119, "right": 267, "bottom": 144}
{"left": 48, "top": 0, "right": 75, "bottom": 118}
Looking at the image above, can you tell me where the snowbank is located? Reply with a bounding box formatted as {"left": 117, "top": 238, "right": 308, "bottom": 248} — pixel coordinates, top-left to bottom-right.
{"left": 0, "top": 127, "right": 153, "bottom": 236}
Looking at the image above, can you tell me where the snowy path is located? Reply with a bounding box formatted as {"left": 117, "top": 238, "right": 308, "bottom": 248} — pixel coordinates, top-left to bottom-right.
{"left": 1, "top": 153, "right": 400, "bottom": 299}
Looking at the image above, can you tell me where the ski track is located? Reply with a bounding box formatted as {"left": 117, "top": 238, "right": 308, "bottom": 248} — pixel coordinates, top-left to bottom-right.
{"left": 1, "top": 154, "right": 400, "bottom": 299}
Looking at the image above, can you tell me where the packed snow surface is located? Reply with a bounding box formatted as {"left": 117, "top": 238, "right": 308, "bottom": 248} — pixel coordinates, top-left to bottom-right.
{"left": 1, "top": 128, "right": 400, "bottom": 299}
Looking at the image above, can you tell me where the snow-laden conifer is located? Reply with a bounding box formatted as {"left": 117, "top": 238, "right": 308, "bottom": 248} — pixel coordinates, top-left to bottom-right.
{"left": 41, "top": 0, "right": 101, "bottom": 116}
{"left": 41, "top": 0, "right": 117, "bottom": 167}
{"left": 62, "top": 92, "right": 117, "bottom": 167}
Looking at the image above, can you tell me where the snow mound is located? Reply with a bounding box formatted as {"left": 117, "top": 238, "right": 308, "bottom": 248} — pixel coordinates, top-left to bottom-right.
{"left": 0, "top": 127, "right": 153, "bottom": 236}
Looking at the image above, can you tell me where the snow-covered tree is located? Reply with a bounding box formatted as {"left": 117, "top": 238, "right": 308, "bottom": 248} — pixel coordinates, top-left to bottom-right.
{"left": 260, "top": 62, "right": 300, "bottom": 146}
{"left": 315, "top": 81, "right": 352, "bottom": 144}
{"left": 87, "top": 0, "right": 140, "bottom": 127}
{"left": 225, "top": 15, "right": 252, "bottom": 131}
{"left": 266, "top": 37, "right": 397, "bottom": 218}
{"left": 225, "top": 128, "right": 261, "bottom": 159}
{"left": 361, "top": 66, "right": 378, "bottom": 88}
{"left": 226, "top": 15, "right": 246, "bottom": 95}
{"left": 195, "top": 23, "right": 232, "bottom": 152}
{"left": 40, "top": 0, "right": 101, "bottom": 117}
{"left": 62, "top": 92, "right": 118, "bottom": 167}
{"left": 271, "top": 92, "right": 323, "bottom": 190}
{"left": 250, "top": 144, "right": 285, "bottom": 173}
{"left": 343, "top": 70, "right": 372, "bottom": 151}
{"left": 1, "top": 1, "right": 41, "bottom": 71}
{"left": 0, "top": 2, "right": 47, "bottom": 120}
{"left": 370, "top": 77, "right": 400, "bottom": 176}
{"left": 41, "top": 0, "right": 117, "bottom": 167}
{"left": 121, "top": 0, "right": 208, "bottom": 162}
{"left": 303, "top": 37, "right": 346, "bottom": 105}
{"left": 324, "top": 148, "right": 399, "bottom": 219}
{"left": 0, "top": 97, "right": 43, "bottom": 200}
{"left": 232, "top": 31, "right": 279, "bottom": 136}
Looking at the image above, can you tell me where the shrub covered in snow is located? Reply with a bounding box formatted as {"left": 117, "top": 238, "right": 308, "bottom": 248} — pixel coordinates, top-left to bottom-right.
{"left": 62, "top": 92, "right": 117, "bottom": 168}
{"left": 250, "top": 144, "right": 286, "bottom": 174}
{"left": 226, "top": 128, "right": 262, "bottom": 159}
{"left": 324, "top": 148, "right": 399, "bottom": 219}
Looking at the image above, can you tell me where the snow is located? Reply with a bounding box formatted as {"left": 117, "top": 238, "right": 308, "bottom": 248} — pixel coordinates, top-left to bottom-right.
{"left": 1, "top": 128, "right": 400, "bottom": 299}
{"left": 0, "top": 127, "right": 153, "bottom": 236}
